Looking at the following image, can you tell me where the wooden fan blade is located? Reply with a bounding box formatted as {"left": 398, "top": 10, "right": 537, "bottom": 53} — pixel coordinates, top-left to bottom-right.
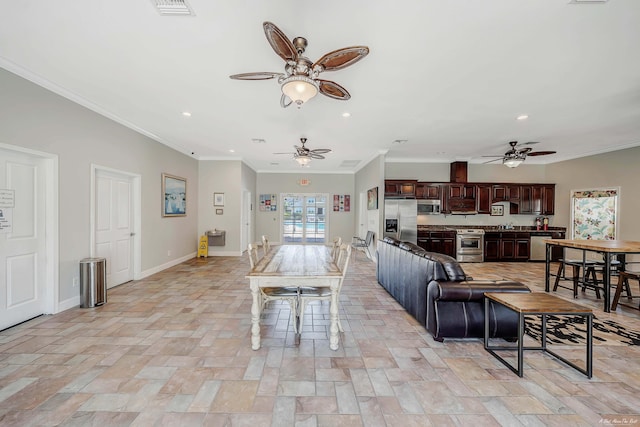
{"left": 483, "top": 158, "right": 504, "bottom": 164}
{"left": 310, "top": 148, "right": 332, "bottom": 155}
{"left": 263, "top": 22, "right": 297, "bottom": 63}
{"left": 518, "top": 147, "right": 533, "bottom": 155}
{"left": 318, "top": 79, "right": 351, "bottom": 100}
{"left": 229, "top": 72, "right": 282, "bottom": 80}
{"left": 312, "top": 46, "right": 369, "bottom": 72}
{"left": 527, "top": 151, "right": 557, "bottom": 157}
{"left": 309, "top": 153, "right": 325, "bottom": 160}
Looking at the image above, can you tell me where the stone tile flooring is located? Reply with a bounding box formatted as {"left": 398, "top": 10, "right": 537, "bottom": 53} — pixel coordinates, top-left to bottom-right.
{"left": 1, "top": 251, "right": 639, "bottom": 426}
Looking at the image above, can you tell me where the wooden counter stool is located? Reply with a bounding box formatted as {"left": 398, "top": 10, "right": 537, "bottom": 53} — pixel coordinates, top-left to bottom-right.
{"left": 611, "top": 270, "right": 640, "bottom": 310}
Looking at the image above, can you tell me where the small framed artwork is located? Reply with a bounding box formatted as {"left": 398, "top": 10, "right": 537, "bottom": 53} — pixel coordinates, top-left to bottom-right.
{"left": 491, "top": 205, "right": 504, "bottom": 216}
{"left": 162, "top": 173, "right": 186, "bottom": 217}
{"left": 367, "top": 187, "right": 378, "bottom": 210}
{"left": 215, "top": 208, "right": 223, "bottom": 215}
{"left": 213, "top": 193, "right": 225, "bottom": 206}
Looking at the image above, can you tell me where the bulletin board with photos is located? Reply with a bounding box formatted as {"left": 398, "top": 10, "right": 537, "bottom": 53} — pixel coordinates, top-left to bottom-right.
{"left": 259, "top": 194, "right": 277, "bottom": 211}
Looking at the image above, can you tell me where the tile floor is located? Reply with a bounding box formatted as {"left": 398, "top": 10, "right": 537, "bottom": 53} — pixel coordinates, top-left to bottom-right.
{"left": 0, "top": 250, "right": 639, "bottom": 426}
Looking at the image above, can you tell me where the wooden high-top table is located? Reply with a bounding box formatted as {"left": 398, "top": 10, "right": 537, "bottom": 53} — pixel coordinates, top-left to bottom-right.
{"left": 544, "top": 239, "right": 640, "bottom": 312}
{"left": 484, "top": 292, "right": 593, "bottom": 378}
{"left": 246, "top": 244, "right": 343, "bottom": 350}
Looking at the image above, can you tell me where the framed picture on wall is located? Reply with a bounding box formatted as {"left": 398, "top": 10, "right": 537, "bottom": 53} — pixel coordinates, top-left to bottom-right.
{"left": 214, "top": 192, "right": 225, "bottom": 206}
{"left": 162, "top": 173, "right": 186, "bottom": 217}
{"left": 367, "top": 187, "right": 378, "bottom": 210}
{"left": 491, "top": 205, "right": 504, "bottom": 216}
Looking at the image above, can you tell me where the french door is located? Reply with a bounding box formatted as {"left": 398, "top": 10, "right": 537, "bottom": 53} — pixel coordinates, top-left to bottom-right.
{"left": 282, "top": 194, "right": 327, "bottom": 244}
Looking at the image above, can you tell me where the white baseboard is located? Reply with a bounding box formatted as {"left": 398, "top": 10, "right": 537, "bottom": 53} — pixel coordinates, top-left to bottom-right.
{"left": 207, "top": 250, "right": 243, "bottom": 256}
{"left": 137, "top": 252, "right": 197, "bottom": 280}
{"left": 57, "top": 295, "right": 80, "bottom": 313}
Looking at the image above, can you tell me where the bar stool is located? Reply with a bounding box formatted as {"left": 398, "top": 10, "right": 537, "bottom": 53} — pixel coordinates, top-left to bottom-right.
{"left": 553, "top": 259, "right": 598, "bottom": 298}
{"left": 611, "top": 271, "right": 640, "bottom": 310}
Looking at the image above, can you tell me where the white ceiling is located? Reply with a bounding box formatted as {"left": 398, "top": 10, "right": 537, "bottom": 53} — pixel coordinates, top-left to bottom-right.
{"left": 1, "top": 0, "right": 639, "bottom": 172}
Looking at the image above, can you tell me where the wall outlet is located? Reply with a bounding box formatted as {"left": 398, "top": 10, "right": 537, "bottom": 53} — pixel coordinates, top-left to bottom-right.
{"left": 72, "top": 277, "right": 79, "bottom": 287}
{"left": 167, "top": 250, "right": 171, "bottom": 257}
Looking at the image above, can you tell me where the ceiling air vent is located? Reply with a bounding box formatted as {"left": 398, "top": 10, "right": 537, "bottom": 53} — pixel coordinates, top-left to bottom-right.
{"left": 152, "top": 0, "right": 195, "bottom": 16}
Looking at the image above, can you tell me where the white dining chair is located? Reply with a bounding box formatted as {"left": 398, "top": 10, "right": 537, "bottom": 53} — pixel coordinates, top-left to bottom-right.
{"left": 330, "top": 237, "right": 342, "bottom": 262}
{"left": 298, "top": 243, "right": 351, "bottom": 333}
{"left": 248, "top": 242, "right": 299, "bottom": 332}
{"left": 261, "top": 235, "right": 271, "bottom": 256}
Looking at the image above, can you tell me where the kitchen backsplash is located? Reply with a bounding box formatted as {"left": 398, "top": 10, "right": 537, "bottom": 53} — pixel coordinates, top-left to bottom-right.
{"left": 416, "top": 202, "right": 553, "bottom": 228}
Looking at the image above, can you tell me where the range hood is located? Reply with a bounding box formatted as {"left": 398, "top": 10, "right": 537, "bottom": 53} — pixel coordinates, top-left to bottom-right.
{"left": 449, "top": 197, "right": 477, "bottom": 215}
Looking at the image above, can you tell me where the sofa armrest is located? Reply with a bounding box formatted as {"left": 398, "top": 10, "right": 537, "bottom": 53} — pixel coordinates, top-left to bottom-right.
{"left": 435, "top": 280, "right": 530, "bottom": 302}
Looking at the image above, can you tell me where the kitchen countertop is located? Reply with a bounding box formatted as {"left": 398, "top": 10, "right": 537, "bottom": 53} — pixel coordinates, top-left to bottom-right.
{"left": 418, "top": 225, "right": 566, "bottom": 233}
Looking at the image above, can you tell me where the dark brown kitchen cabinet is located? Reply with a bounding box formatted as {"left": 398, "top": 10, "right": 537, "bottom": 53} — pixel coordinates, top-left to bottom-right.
{"left": 484, "top": 232, "right": 530, "bottom": 261}
{"left": 476, "top": 184, "right": 492, "bottom": 214}
{"left": 520, "top": 185, "right": 543, "bottom": 214}
{"left": 417, "top": 231, "right": 456, "bottom": 257}
{"left": 492, "top": 185, "right": 520, "bottom": 202}
{"left": 448, "top": 184, "right": 475, "bottom": 199}
{"left": 484, "top": 232, "right": 500, "bottom": 261}
{"left": 415, "top": 183, "right": 440, "bottom": 200}
{"left": 385, "top": 180, "right": 417, "bottom": 198}
{"left": 542, "top": 185, "right": 555, "bottom": 215}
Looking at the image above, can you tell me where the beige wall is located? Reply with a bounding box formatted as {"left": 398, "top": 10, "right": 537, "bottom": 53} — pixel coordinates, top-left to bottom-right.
{"left": 0, "top": 68, "right": 199, "bottom": 304}
{"left": 355, "top": 155, "right": 385, "bottom": 246}
{"left": 198, "top": 160, "right": 245, "bottom": 255}
{"left": 547, "top": 146, "right": 640, "bottom": 240}
{"left": 255, "top": 173, "right": 356, "bottom": 245}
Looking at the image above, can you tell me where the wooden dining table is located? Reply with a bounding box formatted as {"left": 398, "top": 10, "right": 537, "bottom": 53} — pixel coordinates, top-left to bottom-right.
{"left": 246, "top": 244, "right": 343, "bottom": 350}
{"left": 544, "top": 239, "right": 640, "bottom": 312}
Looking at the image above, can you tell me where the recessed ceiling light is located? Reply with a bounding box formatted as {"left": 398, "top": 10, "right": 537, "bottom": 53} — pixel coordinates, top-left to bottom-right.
{"left": 229, "top": 149, "right": 235, "bottom": 153}
{"left": 516, "top": 114, "right": 529, "bottom": 120}
{"left": 342, "top": 112, "right": 351, "bottom": 118}
{"left": 182, "top": 111, "right": 192, "bottom": 117}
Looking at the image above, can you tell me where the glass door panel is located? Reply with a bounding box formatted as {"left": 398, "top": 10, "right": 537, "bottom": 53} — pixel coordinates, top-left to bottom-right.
{"left": 282, "top": 194, "right": 327, "bottom": 244}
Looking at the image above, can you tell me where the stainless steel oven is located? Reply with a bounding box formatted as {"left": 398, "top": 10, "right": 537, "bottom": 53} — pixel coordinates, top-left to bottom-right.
{"left": 456, "top": 229, "right": 485, "bottom": 262}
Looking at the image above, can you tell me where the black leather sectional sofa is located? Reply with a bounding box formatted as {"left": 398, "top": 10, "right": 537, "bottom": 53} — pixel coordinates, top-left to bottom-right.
{"left": 377, "top": 237, "right": 531, "bottom": 341}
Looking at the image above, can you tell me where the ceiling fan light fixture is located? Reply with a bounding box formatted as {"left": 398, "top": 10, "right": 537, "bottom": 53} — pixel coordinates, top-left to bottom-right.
{"left": 281, "top": 75, "right": 319, "bottom": 106}
{"left": 503, "top": 157, "right": 524, "bottom": 168}
{"left": 295, "top": 156, "right": 311, "bottom": 166}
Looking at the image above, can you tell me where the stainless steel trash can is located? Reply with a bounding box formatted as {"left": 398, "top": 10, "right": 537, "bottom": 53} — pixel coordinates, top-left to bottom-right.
{"left": 80, "top": 257, "right": 107, "bottom": 308}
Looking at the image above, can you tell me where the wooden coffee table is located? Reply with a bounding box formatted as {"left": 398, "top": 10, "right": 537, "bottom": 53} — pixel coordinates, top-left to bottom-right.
{"left": 484, "top": 292, "right": 593, "bottom": 378}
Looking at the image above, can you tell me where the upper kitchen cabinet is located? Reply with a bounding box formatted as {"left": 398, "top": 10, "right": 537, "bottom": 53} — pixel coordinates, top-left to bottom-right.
{"left": 476, "top": 184, "right": 492, "bottom": 214}
{"left": 415, "top": 183, "right": 441, "bottom": 200}
{"left": 384, "top": 180, "right": 418, "bottom": 198}
{"left": 447, "top": 184, "right": 476, "bottom": 199}
{"left": 519, "top": 184, "right": 555, "bottom": 215}
{"left": 541, "top": 184, "right": 555, "bottom": 215}
{"left": 492, "top": 184, "right": 520, "bottom": 202}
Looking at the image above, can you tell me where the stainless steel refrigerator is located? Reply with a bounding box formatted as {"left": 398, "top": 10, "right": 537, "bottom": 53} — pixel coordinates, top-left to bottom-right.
{"left": 383, "top": 199, "right": 417, "bottom": 244}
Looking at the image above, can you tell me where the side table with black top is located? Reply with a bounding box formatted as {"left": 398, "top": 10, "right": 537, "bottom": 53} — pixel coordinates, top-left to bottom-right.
{"left": 484, "top": 292, "right": 593, "bottom": 378}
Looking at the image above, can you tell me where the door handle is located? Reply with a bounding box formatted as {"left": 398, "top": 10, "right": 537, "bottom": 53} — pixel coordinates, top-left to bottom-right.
{"left": 130, "top": 233, "right": 136, "bottom": 236}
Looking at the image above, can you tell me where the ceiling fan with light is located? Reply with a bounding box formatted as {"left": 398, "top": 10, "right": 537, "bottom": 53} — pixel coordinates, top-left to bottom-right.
{"left": 483, "top": 141, "right": 557, "bottom": 168}
{"left": 274, "top": 138, "right": 332, "bottom": 166}
{"left": 229, "top": 21, "right": 369, "bottom": 108}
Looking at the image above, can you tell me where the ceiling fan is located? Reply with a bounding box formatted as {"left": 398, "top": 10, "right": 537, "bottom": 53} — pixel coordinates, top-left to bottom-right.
{"left": 483, "top": 141, "right": 557, "bottom": 168}
{"left": 229, "top": 21, "right": 369, "bottom": 108}
{"left": 274, "top": 138, "right": 332, "bottom": 166}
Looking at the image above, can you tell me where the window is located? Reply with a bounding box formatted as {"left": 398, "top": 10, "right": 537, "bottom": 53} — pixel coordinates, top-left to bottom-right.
{"left": 282, "top": 194, "right": 328, "bottom": 244}
{"left": 571, "top": 188, "right": 619, "bottom": 240}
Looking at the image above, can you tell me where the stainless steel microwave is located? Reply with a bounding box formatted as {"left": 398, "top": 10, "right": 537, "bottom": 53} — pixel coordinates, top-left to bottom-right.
{"left": 417, "top": 199, "right": 441, "bottom": 215}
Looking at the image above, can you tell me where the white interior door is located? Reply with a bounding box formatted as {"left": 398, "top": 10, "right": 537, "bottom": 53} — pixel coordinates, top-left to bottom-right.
{"left": 0, "top": 149, "right": 47, "bottom": 330}
{"left": 95, "top": 170, "right": 133, "bottom": 288}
